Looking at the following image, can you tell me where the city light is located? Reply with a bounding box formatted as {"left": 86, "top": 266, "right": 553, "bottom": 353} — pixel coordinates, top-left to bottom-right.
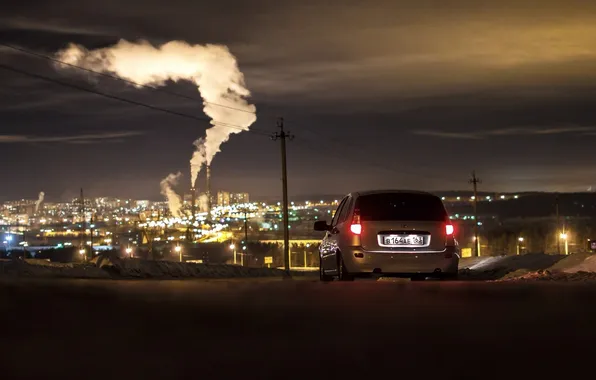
{"left": 5, "top": 235, "right": 12, "bottom": 242}
{"left": 229, "top": 244, "right": 235, "bottom": 250}
{"left": 560, "top": 233, "right": 568, "bottom": 240}
{"left": 174, "top": 246, "right": 182, "bottom": 252}
{"left": 79, "top": 249, "right": 85, "bottom": 255}
{"left": 518, "top": 237, "right": 524, "bottom": 242}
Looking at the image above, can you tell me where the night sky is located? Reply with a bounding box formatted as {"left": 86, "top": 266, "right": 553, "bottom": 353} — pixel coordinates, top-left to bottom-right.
{"left": 2, "top": 0, "right": 596, "bottom": 201}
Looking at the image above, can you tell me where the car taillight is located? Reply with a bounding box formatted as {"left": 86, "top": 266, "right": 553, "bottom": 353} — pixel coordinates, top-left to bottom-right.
{"left": 351, "top": 208, "right": 362, "bottom": 235}
{"left": 446, "top": 224, "right": 454, "bottom": 236}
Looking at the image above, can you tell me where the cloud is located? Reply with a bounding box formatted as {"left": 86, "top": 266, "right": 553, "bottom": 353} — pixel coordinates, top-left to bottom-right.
{"left": 0, "top": 131, "right": 143, "bottom": 144}
{"left": 0, "top": 17, "right": 111, "bottom": 36}
{"left": 412, "top": 130, "right": 482, "bottom": 139}
{"left": 413, "top": 125, "right": 596, "bottom": 139}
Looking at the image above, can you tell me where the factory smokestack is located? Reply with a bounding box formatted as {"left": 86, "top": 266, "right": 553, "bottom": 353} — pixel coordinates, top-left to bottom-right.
{"left": 205, "top": 165, "right": 212, "bottom": 219}
{"left": 190, "top": 187, "right": 197, "bottom": 223}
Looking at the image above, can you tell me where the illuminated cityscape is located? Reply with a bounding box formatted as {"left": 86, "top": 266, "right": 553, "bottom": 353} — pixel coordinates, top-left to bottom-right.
{"left": 3, "top": 190, "right": 596, "bottom": 264}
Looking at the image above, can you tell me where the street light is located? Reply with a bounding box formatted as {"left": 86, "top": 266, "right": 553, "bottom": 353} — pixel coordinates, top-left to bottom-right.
{"left": 229, "top": 243, "right": 237, "bottom": 265}
{"left": 560, "top": 233, "right": 569, "bottom": 255}
{"left": 174, "top": 245, "right": 182, "bottom": 262}
{"left": 517, "top": 237, "right": 524, "bottom": 255}
{"left": 125, "top": 247, "right": 133, "bottom": 258}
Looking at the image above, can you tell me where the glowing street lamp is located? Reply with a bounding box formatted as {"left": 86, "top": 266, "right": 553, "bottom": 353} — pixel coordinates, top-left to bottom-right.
{"left": 517, "top": 237, "right": 524, "bottom": 255}
{"left": 175, "top": 245, "right": 182, "bottom": 262}
{"left": 125, "top": 247, "right": 133, "bottom": 258}
{"left": 229, "top": 243, "right": 237, "bottom": 265}
{"left": 559, "top": 233, "right": 569, "bottom": 255}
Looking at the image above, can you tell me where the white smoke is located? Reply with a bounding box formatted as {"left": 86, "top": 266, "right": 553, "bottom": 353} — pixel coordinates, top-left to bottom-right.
{"left": 35, "top": 191, "right": 45, "bottom": 213}
{"left": 198, "top": 194, "right": 209, "bottom": 213}
{"left": 55, "top": 39, "right": 257, "bottom": 187}
{"left": 190, "top": 137, "right": 207, "bottom": 187}
{"left": 160, "top": 173, "right": 183, "bottom": 218}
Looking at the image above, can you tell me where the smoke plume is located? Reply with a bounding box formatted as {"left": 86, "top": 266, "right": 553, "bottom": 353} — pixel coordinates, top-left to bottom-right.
{"left": 198, "top": 194, "right": 209, "bottom": 213}
{"left": 35, "top": 191, "right": 45, "bottom": 213}
{"left": 190, "top": 137, "right": 207, "bottom": 187}
{"left": 160, "top": 173, "right": 183, "bottom": 218}
{"left": 55, "top": 40, "right": 257, "bottom": 187}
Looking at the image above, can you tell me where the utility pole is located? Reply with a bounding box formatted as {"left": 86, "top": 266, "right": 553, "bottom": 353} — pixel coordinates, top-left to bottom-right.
{"left": 555, "top": 194, "right": 561, "bottom": 255}
{"left": 80, "top": 188, "right": 86, "bottom": 258}
{"left": 272, "top": 118, "right": 294, "bottom": 275}
{"left": 469, "top": 171, "right": 482, "bottom": 257}
{"left": 243, "top": 208, "right": 249, "bottom": 255}
{"left": 88, "top": 213, "right": 93, "bottom": 260}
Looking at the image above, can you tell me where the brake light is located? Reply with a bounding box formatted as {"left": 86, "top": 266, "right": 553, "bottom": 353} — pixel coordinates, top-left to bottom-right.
{"left": 446, "top": 224, "right": 454, "bottom": 236}
{"left": 350, "top": 224, "right": 362, "bottom": 235}
{"left": 351, "top": 208, "right": 362, "bottom": 235}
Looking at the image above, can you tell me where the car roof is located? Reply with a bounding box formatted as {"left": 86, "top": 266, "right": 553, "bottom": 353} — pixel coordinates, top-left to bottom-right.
{"left": 348, "top": 189, "right": 438, "bottom": 198}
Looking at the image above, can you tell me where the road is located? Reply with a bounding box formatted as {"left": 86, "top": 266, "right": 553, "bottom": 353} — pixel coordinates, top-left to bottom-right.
{"left": 1, "top": 278, "right": 594, "bottom": 379}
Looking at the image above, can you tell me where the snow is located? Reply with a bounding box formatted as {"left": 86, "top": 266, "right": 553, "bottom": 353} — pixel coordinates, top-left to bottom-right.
{"left": 104, "top": 258, "right": 290, "bottom": 279}
{"left": 3, "top": 253, "right": 596, "bottom": 282}
{"left": 0, "top": 259, "right": 110, "bottom": 279}
{"left": 498, "top": 270, "right": 596, "bottom": 282}
{"left": 0, "top": 257, "right": 313, "bottom": 280}
{"left": 481, "top": 253, "right": 596, "bottom": 282}
{"left": 458, "top": 253, "right": 565, "bottom": 280}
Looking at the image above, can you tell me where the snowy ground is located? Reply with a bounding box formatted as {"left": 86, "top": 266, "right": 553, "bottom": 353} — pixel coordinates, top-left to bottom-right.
{"left": 2, "top": 253, "right": 595, "bottom": 281}
{"left": 460, "top": 253, "right": 596, "bottom": 281}
{"left": 0, "top": 257, "right": 314, "bottom": 280}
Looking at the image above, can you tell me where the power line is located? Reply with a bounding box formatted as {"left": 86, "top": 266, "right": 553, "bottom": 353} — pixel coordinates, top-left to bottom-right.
{"left": 1, "top": 43, "right": 257, "bottom": 116}
{"left": 0, "top": 63, "right": 270, "bottom": 136}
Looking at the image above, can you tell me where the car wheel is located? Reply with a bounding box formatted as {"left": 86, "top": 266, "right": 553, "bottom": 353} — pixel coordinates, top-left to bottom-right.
{"left": 337, "top": 253, "right": 354, "bottom": 281}
{"left": 320, "top": 260, "right": 333, "bottom": 282}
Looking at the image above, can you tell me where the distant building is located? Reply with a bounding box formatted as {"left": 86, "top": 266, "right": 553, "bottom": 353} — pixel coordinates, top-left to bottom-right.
{"left": 231, "top": 193, "right": 249, "bottom": 204}
{"left": 217, "top": 191, "right": 231, "bottom": 206}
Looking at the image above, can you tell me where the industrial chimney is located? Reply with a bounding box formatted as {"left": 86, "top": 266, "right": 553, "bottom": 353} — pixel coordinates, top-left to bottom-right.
{"left": 190, "top": 187, "right": 197, "bottom": 223}
{"left": 205, "top": 165, "right": 212, "bottom": 220}
{"left": 186, "top": 187, "right": 197, "bottom": 242}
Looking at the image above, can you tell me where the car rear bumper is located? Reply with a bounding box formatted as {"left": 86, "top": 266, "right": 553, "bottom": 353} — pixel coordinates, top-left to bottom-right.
{"left": 342, "top": 246, "right": 459, "bottom": 275}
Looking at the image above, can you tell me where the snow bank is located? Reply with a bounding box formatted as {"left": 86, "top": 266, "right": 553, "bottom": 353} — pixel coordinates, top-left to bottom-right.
{"left": 458, "top": 253, "right": 565, "bottom": 280}
{"left": 495, "top": 253, "right": 596, "bottom": 281}
{"left": 553, "top": 254, "right": 596, "bottom": 273}
{"left": 103, "top": 258, "right": 289, "bottom": 279}
{"left": 0, "top": 259, "right": 110, "bottom": 279}
{"left": 498, "top": 269, "right": 596, "bottom": 282}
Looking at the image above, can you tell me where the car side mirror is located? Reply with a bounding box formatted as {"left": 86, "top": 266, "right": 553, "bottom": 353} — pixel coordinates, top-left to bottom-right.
{"left": 313, "top": 220, "right": 330, "bottom": 232}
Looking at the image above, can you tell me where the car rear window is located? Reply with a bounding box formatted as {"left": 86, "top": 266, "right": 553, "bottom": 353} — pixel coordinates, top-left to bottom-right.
{"left": 355, "top": 193, "right": 447, "bottom": 221}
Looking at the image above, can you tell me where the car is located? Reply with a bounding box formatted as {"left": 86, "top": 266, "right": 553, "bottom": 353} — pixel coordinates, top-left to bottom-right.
{"left": 314, "top": 190, "right": 459, "bottom": 281}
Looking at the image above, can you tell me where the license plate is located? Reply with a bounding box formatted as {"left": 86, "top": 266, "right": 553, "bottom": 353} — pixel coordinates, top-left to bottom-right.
{"left": 382, "top": 235, "right": 425, "bottom": 246}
